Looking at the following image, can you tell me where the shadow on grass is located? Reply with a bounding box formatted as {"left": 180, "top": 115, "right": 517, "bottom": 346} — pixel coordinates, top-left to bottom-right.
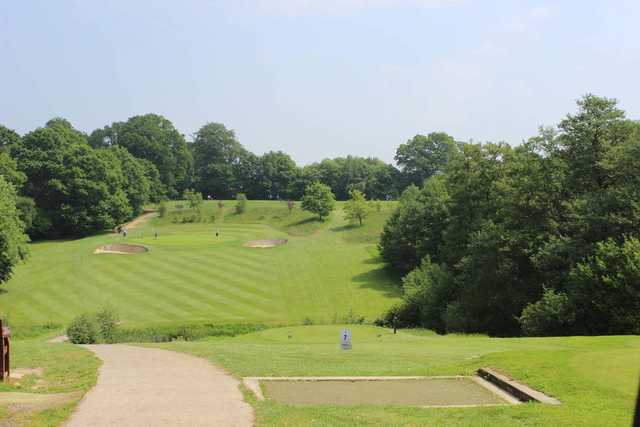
{"left": 351, "top": 266, "right": 403, "bottom": 298}
{"left": 287, "top": 217, "right": 322, "bottom": 227}
{"left": 330, "top": 224, "right": 359, "bottom": 233}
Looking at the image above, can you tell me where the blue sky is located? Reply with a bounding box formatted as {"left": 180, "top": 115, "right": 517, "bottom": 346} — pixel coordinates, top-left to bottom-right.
{"left": 1, "top": 0, "right": 639, "bottom": 164}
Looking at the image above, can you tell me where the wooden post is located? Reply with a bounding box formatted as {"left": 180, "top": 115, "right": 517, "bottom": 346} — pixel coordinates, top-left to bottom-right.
{"left": 0, "top": 319, "right": 9, "bottom": 382}
{"left": 0, "top": 319, "right": 4, "bottom": 382}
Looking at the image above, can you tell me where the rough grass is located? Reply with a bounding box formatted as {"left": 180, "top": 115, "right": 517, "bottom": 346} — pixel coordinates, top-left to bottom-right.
{"left": 0, "top": 335, "right": 99, "bottom": 426}
{"left": 155, "top": 324, "right": 640, "bottom": 427}
{"left": 0, "top": 201, "right": 400, "bottom": 330}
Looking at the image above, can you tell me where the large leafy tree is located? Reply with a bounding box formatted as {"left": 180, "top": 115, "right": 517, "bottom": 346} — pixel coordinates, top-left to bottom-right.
{"left": 301, "top": 182, "right": 335, "bottom": 220}
{"left": 0, "top": 125, "right": 20, "bottom": 151}
{"left": 395, "top": 132, "right": 457, "bottom": 187}
{"left": 379, "top": 95, "right": 640, "bottom": 336}
{"left": 98, "top": 146, "right": 151, "bottom": 216}
{"left": 192, "top": 123, "right": 250, "bottom": 198}
{"left": 0, "top": 176, "right": 29, "bottom": 284}
{"left": 259, "top": 151, "right": 298, "bottom": 200}
{"left": 89, "top": 114, "right": 192, "bottom": 198}
{"left": 12, "top": 119, "right": 131, "bottom": 236}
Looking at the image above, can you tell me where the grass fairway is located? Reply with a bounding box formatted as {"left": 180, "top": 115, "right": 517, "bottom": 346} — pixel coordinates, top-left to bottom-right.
{"left": 0, "top": 201, "right": 400, "bottom": 329}
{"left": 155, "top": 325, "right": 640, "bottom": 427}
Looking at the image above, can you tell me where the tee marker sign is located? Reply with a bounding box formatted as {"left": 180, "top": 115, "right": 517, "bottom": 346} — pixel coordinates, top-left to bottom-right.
{"left": 340, "top": 328, "right": 352, "bottom": 350}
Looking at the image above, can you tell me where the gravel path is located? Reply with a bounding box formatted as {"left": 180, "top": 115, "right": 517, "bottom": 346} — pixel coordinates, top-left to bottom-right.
{"left": 66, "top": 345, "right": 253, "bottom": 427}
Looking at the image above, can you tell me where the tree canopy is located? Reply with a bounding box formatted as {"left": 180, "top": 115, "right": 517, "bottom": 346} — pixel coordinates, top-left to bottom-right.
{"left": 301, "top": 182, "right": 335, "bottom": 220}
{"left": 379, "top": 95, "right": 640, "bottom": 336}
{"left": 395, "top": 132, "right": 457, "bottom": 187}
{"left": 0, "top": 176, "right": 29, "bottom": 284}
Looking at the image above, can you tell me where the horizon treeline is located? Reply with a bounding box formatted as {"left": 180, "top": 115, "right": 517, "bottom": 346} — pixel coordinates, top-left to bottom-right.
{"left": 377, "top": 95, "right": 640, "bottom": 337}
{"left": 0, "top": 113, "right": 450, "bottom": 239}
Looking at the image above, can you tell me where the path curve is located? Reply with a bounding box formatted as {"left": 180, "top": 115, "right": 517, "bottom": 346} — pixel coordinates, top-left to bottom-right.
{"left": 66, "top": 345, "right": 254, "bottom": 427}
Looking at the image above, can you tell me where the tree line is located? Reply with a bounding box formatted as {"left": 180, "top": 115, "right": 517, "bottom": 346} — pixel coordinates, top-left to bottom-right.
{"left": 0, "top": 115, "right": 436, "bottom": 240}
{"left": 0, "top": 112, "right": 443, "bottom": 285}
{"left": 378, "top": 95, "right": 640, "bottom": 337}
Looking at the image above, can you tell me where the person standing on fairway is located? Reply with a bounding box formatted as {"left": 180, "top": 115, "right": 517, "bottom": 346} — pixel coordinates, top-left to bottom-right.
{"left": 215, "top": 228, "right": 219, "bottom": 238}
{"left": 154, "top": 230, "right": 158, "bottom": 240}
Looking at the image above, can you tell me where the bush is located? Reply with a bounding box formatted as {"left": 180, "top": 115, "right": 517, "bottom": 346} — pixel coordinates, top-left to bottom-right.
{"left": 235, "top": 193, "right": 248, "bottom": 214}
{"left": 112, "top": 323, "right": 267, "bottom": 343}
{"left": 158, "top": 201, "right": 167, "bottom": 218}
{"left": 518, "top": 288, "right": 575, "bottom": 336}
{"left": 96, "top": 307, "right": 120, "bottom": 343}
{"left": 67, "top": 314, "right": 98, "bottom": 344}
{"left": 568, "top": 236, "right": 640, "bottom": 334}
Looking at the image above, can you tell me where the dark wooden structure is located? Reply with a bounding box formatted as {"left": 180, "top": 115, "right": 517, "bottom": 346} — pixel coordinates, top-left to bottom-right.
{"left": 0, "top": 319, "right": 10, "bottom": 382}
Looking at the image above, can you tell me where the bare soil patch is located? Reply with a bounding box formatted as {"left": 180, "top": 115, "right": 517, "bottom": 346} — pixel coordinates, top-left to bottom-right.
{"left": 0, "top": 391, "right": 79, "bottom": 424}
{"left": 243, "top": 239, "right": 288, "bottom": 248}
{"left": 94, "top": 244, "right": 148, "bottom": 255}
{"left": 113, "top": 210, "right": 156, "bottom": 233}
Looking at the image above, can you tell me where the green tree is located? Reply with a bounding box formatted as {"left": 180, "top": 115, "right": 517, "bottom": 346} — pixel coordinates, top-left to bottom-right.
{"left": 259, "top": 151, "right": 297, "bottom": 199}
{"left": 192, "top": 123, "right": 249, "bottom": 198}
{"left": 0, "top": 125, "right": 20, "bottom": 152}
{"left": 519, "top": 289, "right": 574, "bottom": 337}
{"left": 0, "top": 176, "right": 29, "bottom": 284}
{"left": 343, "top": 189, "right": 370, "bottom": 226}
{"left": 90, "top": 114, "right": 192, "bottom": 197}
{"left": 99, "top": 146, "right": 151, "bottom": 217}
{"left": 235, "top": 193, "right": 248, "bottom": 214}
{"left": 0, "top": 150, "right": 26, "bottom": 189}
{"left": 569, "top": 237, "right": 640, "bottom": 335}
{"left": 301, "top": 182, "right": 335, "bottom": 220}
{"left": 183, "top": 189, "right": 203, "bottom": 219}
{"left": 395, "top": 132, "right": 457, "bottom": 187}
{"left": 12, "top": 119, "right": 131, "bottom": 236}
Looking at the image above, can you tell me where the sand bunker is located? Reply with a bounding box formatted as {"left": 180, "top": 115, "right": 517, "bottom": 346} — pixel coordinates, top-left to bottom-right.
{"left": 243, "top": 239, "right": 288, "bottom": 248}
{"left": 94, "top": 244, "right": 148, "bottom": 255}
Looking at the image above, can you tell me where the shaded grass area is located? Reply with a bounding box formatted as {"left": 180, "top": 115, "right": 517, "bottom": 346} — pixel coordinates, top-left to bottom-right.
{"left": 156, "top": 325, "right": 640, "bottom": 426}
{"left": 0, "top": 336, "right": 100, "bottom": 426}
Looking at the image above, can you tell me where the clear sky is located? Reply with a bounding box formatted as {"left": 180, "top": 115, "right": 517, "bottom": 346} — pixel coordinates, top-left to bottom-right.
{"left": 1, "top": 1, "right": 639, "bottom": 164}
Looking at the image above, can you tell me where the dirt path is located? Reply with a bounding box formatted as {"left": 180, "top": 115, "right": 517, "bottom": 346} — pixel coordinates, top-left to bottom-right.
{"left": 65, "top": 345, "right": 253, "bottom": 427}
{"left": 120, "top": 211, "right": 156, "bottom": 231}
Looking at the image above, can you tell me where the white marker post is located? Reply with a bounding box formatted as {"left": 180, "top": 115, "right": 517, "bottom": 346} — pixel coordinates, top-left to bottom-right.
{"left": 340, "top": 328, "right": 352, "bottom": 350}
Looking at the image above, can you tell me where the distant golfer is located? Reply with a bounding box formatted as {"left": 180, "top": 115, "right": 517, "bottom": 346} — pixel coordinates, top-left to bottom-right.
{"left": 215, "top": 229, "right": 219, "bottom": 238}
{"left": 154, "top": 230, "right": 158, "bottom": 239}
{"left": 122, "top": 228, "right": 128, "bottom": 238}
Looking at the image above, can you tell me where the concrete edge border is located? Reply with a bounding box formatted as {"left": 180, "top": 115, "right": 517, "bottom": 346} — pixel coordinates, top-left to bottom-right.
{"left": 242, "top": 375, "right": 519, "bottom": 406}
{"left": 477, "top": 368, "right": 561, "bottom": 405}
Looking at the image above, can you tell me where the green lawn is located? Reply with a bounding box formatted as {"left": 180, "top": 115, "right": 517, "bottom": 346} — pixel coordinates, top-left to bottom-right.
{"left": 155, "top": 324, "right": 640, "bottom": 427}
{"left": 0, "top": 200, "right": 400, "bottom": 329}
{"left": 2, "top": 200, "right": 639, "bottom": 426}
{"left": 0, "top": 335, "right": 99, "bottom": 426}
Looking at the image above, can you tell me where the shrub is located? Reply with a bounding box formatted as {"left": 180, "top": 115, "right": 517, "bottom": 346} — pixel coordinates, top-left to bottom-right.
{"left": 113, "top": 323, "right": 267, "bottom": 343}
{"left": 518, "top": 288, "right": 575, "bottom": 336}
{"left": 235, "top": 193, "right": 248, "bottom": 214}
{"left": 96, "top": 307, "right": 120, "bottom": 343}
{"left": 67, "top": 313, "right": 98, "bottom": 344}
{"left": 568, "top": 237, "right": 640, "bottom": 335}
{"left": 158, "top": 201, "right": 167, "bottom": 218}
